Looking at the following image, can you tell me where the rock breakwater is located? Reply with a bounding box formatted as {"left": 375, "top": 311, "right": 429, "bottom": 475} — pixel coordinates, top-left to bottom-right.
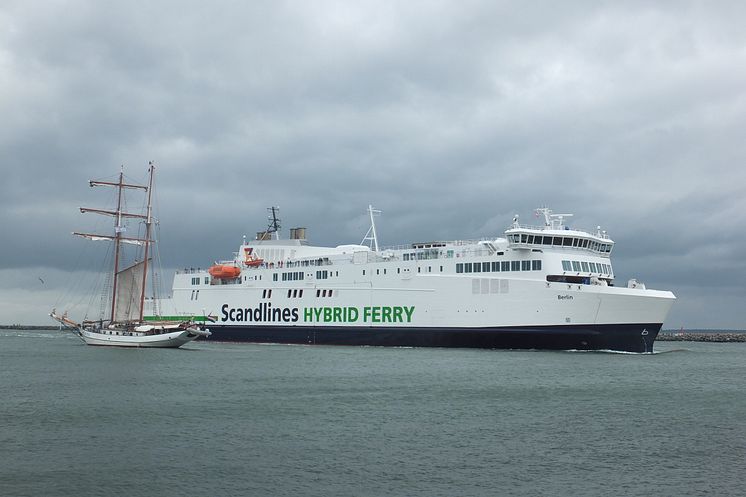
{"left": 658, "top": 332, "right": 746, "bottom": 343}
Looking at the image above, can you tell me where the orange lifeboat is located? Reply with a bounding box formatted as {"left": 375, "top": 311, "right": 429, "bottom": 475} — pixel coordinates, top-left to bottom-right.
{"left": 208, "top": 264, "right": 241, "bottom": 279}
{"left": 243, "top": 247, "right": 264, "bottom": 267}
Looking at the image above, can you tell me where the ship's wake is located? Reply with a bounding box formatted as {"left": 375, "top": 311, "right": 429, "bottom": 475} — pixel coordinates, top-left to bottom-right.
{"left": 562, "top": 348, "right": 688, "bottom": 355}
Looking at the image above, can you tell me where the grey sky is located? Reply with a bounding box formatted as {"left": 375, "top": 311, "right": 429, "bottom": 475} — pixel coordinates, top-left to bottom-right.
{"left": 1, "top": 1, "right": 744, "bottom": 327}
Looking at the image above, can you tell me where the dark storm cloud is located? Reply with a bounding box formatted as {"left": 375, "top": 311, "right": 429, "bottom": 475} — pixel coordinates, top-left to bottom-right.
{"left": 1, "top": 1, "right": 745, "bottom": 326}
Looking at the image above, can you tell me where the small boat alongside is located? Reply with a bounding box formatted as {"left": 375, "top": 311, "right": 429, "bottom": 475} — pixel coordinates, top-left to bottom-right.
{"left": 50, "top": 163, "right": 210, "bottom": 348}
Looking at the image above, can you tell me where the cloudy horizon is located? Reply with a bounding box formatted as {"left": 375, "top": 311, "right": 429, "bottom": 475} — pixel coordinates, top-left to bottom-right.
{"left": 1, "top": 1, "right": 744, "bottom": 327}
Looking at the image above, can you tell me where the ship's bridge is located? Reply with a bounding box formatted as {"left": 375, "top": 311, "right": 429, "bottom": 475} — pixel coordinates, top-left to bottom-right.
{"left": 504, "top": 208, "right": 614, "bottom": 256}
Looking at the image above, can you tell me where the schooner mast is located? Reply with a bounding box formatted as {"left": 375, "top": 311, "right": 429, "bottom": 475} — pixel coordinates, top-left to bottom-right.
{"left": 74, "top": 165, "right": 153, "bottom": 323}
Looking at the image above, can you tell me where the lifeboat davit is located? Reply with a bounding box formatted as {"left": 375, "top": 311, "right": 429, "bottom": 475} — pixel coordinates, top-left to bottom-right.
{"left": 208, "top": 264, "right": 241, "bottom": 279}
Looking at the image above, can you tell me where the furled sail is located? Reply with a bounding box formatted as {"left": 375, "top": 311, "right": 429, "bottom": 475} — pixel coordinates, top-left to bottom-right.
{"left": 73, "top": 232, "right": 145, "bottom": 245}
{"left": 113, "top": 260, "right": 148, "bottom": 322}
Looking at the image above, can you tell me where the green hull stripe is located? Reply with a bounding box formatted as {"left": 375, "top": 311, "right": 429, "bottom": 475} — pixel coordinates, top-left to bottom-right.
{"left": 144, "top": 315, "right": 209, "bottom": 322}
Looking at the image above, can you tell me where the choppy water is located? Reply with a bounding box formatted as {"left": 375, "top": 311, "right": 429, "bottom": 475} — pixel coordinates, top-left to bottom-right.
{"left": 1, "top": 329, "right": 744, "bottom": 497}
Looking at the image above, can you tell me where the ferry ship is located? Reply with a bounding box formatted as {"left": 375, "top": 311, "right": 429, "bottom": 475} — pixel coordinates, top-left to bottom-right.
{"left": 148, "top": 206, "right": 675, "bottom": 352}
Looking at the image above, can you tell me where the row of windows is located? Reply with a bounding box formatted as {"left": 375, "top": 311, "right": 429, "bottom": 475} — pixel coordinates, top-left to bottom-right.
{"left": 273, "top": 270, "right": 341, "bottom": 282}
{"left": 561, "top": 260, "right": 612, "bottom": 274}
{"left": 263, "top": 288, "right": 334, "bottom": 298}
{"left": 363, "top": 266, "right": 445, "bottom": 276}
{"left": 456, "top": 260, "right": 542, "bottom": 274}
{"left": 280, "top": 271, "right": 305, "bottom": 282}
{"left": 403, "top": 249, "right": 451, "bottom": 261}
{"left": 191, "top": 277, "right": 209, "bottom": 285}
{"left": 509, "top": 233, "right": 612, "bottom": 253}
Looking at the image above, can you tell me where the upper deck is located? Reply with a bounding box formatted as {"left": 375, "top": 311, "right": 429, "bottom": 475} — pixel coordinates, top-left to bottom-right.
{"left": 504, "top": 208, "right": 614, "bottom": 257}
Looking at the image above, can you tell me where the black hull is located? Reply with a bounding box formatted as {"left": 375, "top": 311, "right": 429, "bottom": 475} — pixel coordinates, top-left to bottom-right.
{"left": 202, "top": 323, "right": 661, "bottom": 353}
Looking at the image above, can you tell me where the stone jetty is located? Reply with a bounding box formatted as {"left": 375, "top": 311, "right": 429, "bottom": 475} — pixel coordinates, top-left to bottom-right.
{"left": 657, "top": 331, "right": 746, "bottom": 343}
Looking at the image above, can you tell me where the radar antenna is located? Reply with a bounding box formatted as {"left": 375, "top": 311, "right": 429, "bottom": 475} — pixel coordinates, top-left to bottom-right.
{"left": 260, "top": 206, "right": 281, "bottom": 240}
{"left": 534, "top": 207, "right": 573, "bottom": 230}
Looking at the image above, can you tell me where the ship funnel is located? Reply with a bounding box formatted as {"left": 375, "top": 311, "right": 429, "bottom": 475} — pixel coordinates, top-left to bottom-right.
{"left": 290, "top": 227, "right": 307, "bottom": 240}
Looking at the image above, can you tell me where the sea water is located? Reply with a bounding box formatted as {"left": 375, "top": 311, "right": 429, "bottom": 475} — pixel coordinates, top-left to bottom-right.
{"left": 1, "top": 329, "right": 744, "bottom": 497}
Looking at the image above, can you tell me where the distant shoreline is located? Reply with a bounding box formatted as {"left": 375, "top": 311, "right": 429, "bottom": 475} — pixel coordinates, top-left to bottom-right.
{"left": 1, "top": 325, "right": 60, "bottom": 330}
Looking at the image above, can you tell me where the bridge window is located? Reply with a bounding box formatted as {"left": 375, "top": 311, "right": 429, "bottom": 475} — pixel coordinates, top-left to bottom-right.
{"left": 464, "top": 263, "right": 472, "bottom": 273}
{"left": 521, "top": 260, "right": 531, "bottom": 271}
{"left": 511, "top": 261, "right": 520, "bottom": 271}
{"left": 456, "top": 263, "right": 463, "bottom": 273}
{"left": 531, "top": 260, "right": 542, "bottom": 270}
{"left": 562, "top": 260, "right": 572, "bottom": 271}
{"left": 501, "top": 261, "right": 510, "bottom": 271}
{"left": 581, "top": 261, "right": 589, "bottom": 272}
{"left": 492, "top": 261, "right": 500, "bottom": 272}
{"left": 571, "top": 261, "right": 581, "bottom": 271}
{"left": 473, "top": 263, "right": 481, "bottom": 273}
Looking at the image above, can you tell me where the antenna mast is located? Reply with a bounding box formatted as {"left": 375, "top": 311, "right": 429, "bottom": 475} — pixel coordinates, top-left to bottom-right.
{"left": 361, "top": 205, "right": 381, "bottom": 252}
{"left": 262, "top": 206, "right": 281, "bottom": 240}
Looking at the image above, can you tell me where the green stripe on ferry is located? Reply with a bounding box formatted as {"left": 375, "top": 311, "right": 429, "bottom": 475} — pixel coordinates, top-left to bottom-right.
{"left": 144, "top": 315, "right": 210, "bottom": 322}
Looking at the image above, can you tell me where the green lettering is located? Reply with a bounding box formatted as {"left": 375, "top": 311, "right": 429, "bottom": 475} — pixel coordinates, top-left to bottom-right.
{"left": 393, "top": 307, "right": 403, "bottom": 322}
{"left": 371, "top": 306, "right": 381, "bottom": 323}
{"left": 381, "top": 307, "right": 392, "bottom": 323}
{"left": 323, "top": 307, "right": 332, "bottom": 322}
{"left": 363, "top": 307, "right": 372, "bottom": 322}
{"left": 314, "top": 308, "right": 323, "bottom": 321}
{"left": 349, "top": 307, "right": 359, "bottom": 322}
{"left": 403, "top": 306, "right": 414, "bottom": 323}
{"left": 333, "top": 307, "right": 342, "bottom": 322}
{"left": 304, "top": 308, "right": 313, "bottom": 322}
